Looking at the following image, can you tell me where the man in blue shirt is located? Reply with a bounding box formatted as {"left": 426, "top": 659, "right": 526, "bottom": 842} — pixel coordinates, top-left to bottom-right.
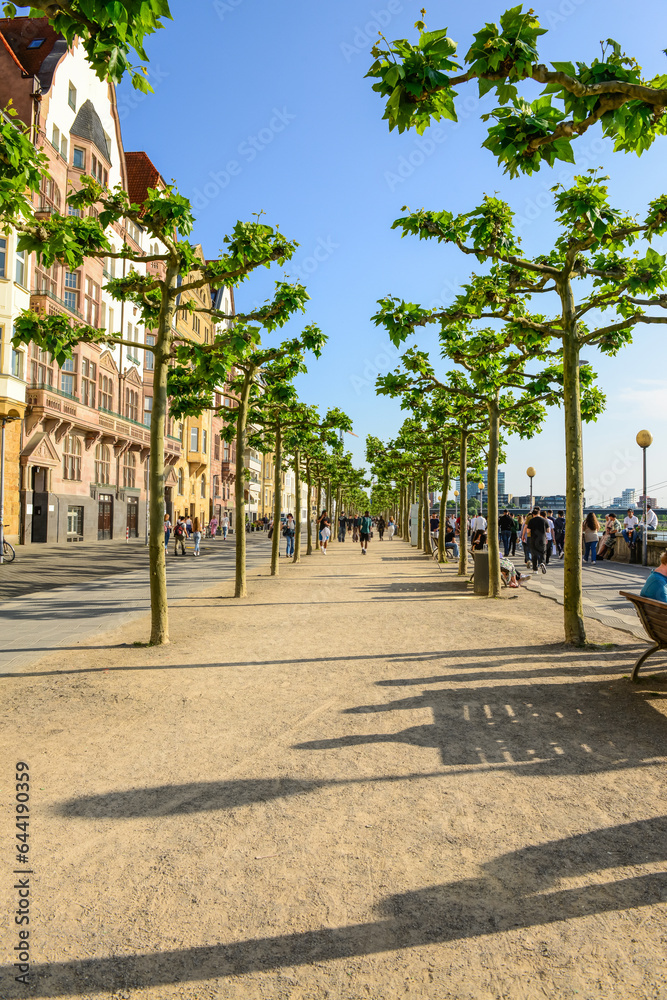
{"left": 640, "top": 550, "right": 667, "bottom": 603}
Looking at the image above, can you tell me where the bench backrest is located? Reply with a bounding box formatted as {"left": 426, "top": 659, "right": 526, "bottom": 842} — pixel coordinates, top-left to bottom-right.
{"left": 619, "top": 591, "right": 667, "bottom": 646}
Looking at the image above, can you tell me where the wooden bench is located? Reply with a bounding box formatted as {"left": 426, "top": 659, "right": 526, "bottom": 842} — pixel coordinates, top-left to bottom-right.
{"left": 619, "top": 591, "right": 667, "bottom": 681}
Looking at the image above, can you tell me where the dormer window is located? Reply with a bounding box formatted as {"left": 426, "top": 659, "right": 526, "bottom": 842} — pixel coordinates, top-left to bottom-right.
{"left": 73, "top": 147, "right": 85, "bottom": 170}
{"left": 28, "top": 38, "right": 45, "bottom": 48}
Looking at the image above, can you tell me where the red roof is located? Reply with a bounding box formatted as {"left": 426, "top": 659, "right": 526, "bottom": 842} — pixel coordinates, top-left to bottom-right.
{"left": 0, "top": 17, "right": 60, "bottom": 78}
{"left": 124, "top": 150, "right": 164, "bottom": 206}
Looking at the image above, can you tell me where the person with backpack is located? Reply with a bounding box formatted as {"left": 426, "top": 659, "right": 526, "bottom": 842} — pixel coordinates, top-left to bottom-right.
{"left": 377, "top": 516, "right": 386, "bottom": 541}
{"left": 338, "top": 511, "right": 347, "bottom": 543}
{"left": 173, "top": 516, "right": 187, "bottom": 556}
{"left": 554, "top": 510, "right": 566, "bottom": 558}
{"left": 360, "top": 510, "right": 373, "bottom": 555}
{"left": 284, "top": 513, "right": 296, "bottom": 557}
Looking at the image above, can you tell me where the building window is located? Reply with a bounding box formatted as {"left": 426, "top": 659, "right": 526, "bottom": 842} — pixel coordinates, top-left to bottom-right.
{"left": 143, "top": 395, "right": 152, "bottom": 426}
{"left": 81, "top": 358, "right": 96, "bottom": 407}
{"left": 67, "top": 505, "right": 84, "bottom": 540}
{"left": 200, "top": 474, "right": 206, "bottom": 498}
{"left": 14, "top": 249, "right": 25, "bottom": 287}
{"left": 214, "top": 434, "right": 220, "bottom": 460}
{"left": 99, "top": 373, "right": 113, "bottom": 411}
{"left": 72, "top": 146, "right": 85, "bottom": 170}
{"left": 95, "top": 444, "right": 111, "bottom": 484}
{"left": 190, "top": 426, "right": 199, "bottom": 452}
{"left": 67, "top": 204, "right": 82, "bottom": 218}
{"left": 177, "top": 467, "right": 184, "bottom": 495}
{"left": 11, "top": 348, "right": 23, "bottom": 380}
{"left": 85, "top": 277, "right": 100, "bottom": 326}
{"left": 29, "top": 344, "right": 54, "bottom": 386}
{"left": 202, "top": 429, "right": 207, "bottom": 454}
{"left": 125, "top": 388, "right": 139, "bottom": 422}
{"left": 91, "top": 154, "right": 108, "bottom": 187}
{"left": 60, "top": 135, "right": 68, "bottom": 160}
{"left": 68, "top": 81, "right": 77, "bottom": 110}
{"left": 60, "top": 355, "right": 76, "bottom": 397}
{"left": 145, "top": 333, "right": 155, "bottom": 370}
{"left": 63, "top": 270, "right": 79, "bottom": 312}
{"left": 52, "top": 124, "right": 60, "bottom": 150}
{"left": 223, "top": 441, "right": 230, "bottom": 463}
{"left": 123, "top": 451, "right": 136, "bottom": 488}
{"left": 213, "top": 475, "right": 220, "bottom": 497}
{"left": 0, "top": 237, "right": 6, "bottom": 278}
{"left": 63, "top": 433, "right": 81, "bottom": 481}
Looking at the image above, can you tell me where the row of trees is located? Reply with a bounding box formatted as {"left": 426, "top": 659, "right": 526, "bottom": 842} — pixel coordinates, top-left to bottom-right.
{"left": 366, "top": 6, "right": 667, "bottom": 645}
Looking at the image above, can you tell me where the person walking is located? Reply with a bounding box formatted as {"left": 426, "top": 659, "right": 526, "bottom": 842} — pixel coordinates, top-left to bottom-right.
{"left": 583, "top": 512, "right": 600, "bottom": 565}
{"left": 163, "top": 513, "right": 171, "bottom": 551}
{"left": 173, "top": 516, "right": 187, "bottom": 556}
{"left": 285, "top": 512, "right": 296, "bottom": 558}
{"left": 499, "top": 509, "right": 514, "bottom": 558}
{"left": 208, "top": 515, "right": 218, "bottom": 540}
{"left": 192, "top": 516, "right": 202, "bottom": 556}
{"left": 510, "top": 514, "right": 520, "bottom": 557}
{"left": 185, "top": 515, "right": 193, "bottom": 539}
{"left": 554, "top": 510, "right": 566, "bottom": 558}
{"left": 544, "top": 510, "right": 556, "bottom": 565}
{"left": 387, "top": 516, "right": 396, "bottom": 540}
{"left": 221, "top": 513, "right": 229, "bottom": 540}
{"left": 352, "top": 514, "right": 361, "bottom": 543}
{"left": 360, "top": 510, "right": 373, "bottom": 555}
{"left": 526, "top": 507, "right": 548, "bottom": 573}
{"left": 377, "top": 516, "right": 386, "bottom": 541}
{"left": 318, "top": 510, "right": 331, "bottom": 554}
{"left": 338, "top": 511, "right": 347, "bottom": 543}
{"left": 520, "top": 515, "right": 531, "bottom": 567}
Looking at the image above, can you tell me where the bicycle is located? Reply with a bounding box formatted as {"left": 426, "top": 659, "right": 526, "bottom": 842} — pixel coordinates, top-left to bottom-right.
{"left": 1, "top": 526, "right": 15, "bottom": 562}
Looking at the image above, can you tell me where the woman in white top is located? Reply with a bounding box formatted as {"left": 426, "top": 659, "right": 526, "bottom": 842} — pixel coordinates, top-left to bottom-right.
{"left": 387, "top": 517, "right": 396, "bottom": 539}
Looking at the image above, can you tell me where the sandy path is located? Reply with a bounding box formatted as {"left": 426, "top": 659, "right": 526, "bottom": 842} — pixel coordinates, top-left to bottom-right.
{"left": 1, "top": 537, "right": 666, "bottom": 1000}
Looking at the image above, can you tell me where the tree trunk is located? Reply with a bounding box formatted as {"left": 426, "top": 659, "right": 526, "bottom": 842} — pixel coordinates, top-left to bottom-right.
{"left": 438, "top": 449, "right": 450, "bottom": 563}
{"left": 560, "top": 277, "right": 587, "bottom": 644}
{"left": 417, "top": 475, "right": 423, "bottom": 550}
{"left": 147, "top": 265, "right": 177, "bottom": 645}
{"left": 335, "top": 484, "right": 341, "bottom": 541}
{"left": 234, "top": 370, "right": 252, "bottom": 598}
{"left": 487, "top": 398, "right": 501, "bottom": 598}
{"left": 422, "top": 467, "right": 430, "bottom": 555}
{"left": 270, "top": 421, "right": 282, "bottom": 576}
{"left": 326, "top": 478, "right": 331, "bottom": 523}
{"left": 293, "top": 448, "right": 301, "bottom": 563}
{"left": 458, "top": 428, "right": 468, "bottom": 577}
{"left": 306, "top": 457, "right": 313, "bottom": 555}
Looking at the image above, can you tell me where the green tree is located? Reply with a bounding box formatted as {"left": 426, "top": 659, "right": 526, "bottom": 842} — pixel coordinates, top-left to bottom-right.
{"left": 172, "top": 325, "right": 327, "bottom": 599}
{"left": 367, "top": 5, "right": 667, "bottom": 177}
{"left": 3, "top": 0, "right": 172, "bottom": 91}
{"left": 377, "top": 174, "right": 667, "bottom": 640}
{"left": 12, "top": 172, "right": 310, "bottom": 641}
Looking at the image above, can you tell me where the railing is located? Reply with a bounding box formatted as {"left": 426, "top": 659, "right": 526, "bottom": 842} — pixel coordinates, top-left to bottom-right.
{"left": 28, "top": 382, "right": 78, "bottom": 402}
{"left": 31, "top": 287, "right": 84, "bottom": 321}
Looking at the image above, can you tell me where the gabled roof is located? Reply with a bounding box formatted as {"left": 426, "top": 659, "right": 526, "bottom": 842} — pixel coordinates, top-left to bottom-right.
{"left": 124, "top": 150, "right": 164, "bottom": 206}
{"left": 0, "top": 17, "right": 66, "bottom": 90}
{"left": 70, "top": 98, "right": 111, "bottom": 162}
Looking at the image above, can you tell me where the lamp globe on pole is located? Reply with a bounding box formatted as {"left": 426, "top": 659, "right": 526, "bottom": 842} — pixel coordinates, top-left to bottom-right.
{"left": 636, "top": 431, "right": 653, "bottom": 566}
{"left": 454, "top": 489, "right": 459, "bottom": 520}
{"left": 478, "top": 480, "right": 485, "bottom": 517}
{"left": 526, "top": 466, "right": 536, "bottom": 510}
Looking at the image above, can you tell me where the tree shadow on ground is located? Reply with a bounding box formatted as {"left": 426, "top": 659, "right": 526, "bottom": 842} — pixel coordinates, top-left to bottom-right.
{"left": 5, "top": 817, "right": 666, "bottom": 997}
{"left": 294, "top": 677, "right": 667, "bottom": 777}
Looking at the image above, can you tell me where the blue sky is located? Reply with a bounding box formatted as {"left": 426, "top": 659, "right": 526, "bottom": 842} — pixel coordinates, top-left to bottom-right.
{"left": 117, "top": 0, "right": 667, "bottom": 504}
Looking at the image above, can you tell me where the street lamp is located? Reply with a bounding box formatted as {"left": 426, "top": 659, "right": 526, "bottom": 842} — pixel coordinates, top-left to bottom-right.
{"left": 454, "top": 489, "right": 459, "bottom": 520}
{"left": 636, "top": 430, "right": 653, "bottom": 566}
{"left": 526, "top": 466, "right": 536, "bottom": 510}
{"left": 478, "top": 480, "right": 485, "bottom": 517}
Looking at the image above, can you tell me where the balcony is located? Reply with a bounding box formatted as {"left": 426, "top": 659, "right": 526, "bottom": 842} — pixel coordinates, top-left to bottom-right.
{"left": 31, "top": 287, "right": 84, "bottom": 322}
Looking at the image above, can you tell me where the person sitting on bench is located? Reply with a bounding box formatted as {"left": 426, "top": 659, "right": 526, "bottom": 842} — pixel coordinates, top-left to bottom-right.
{"left": 640, "top": 549, "right": 667, "bottom": 603}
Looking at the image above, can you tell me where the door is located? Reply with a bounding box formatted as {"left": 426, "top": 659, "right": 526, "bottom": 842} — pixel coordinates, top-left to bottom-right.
{"left": 126, "top": 499, "right": 138, "bottom": 538}
{"left": 31, "top": 491, "right": 49, "bottom": 543}
{"left": 98, "top": 495, "right": 113, "bottom": 540}
{"left": 164, "top": 487, "right": 173, "bottom": 523}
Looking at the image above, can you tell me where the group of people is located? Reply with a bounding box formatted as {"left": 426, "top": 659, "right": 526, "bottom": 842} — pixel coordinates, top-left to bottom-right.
{"left": 315, "top": 511, "right": 395, "bottom": 554}
{"left": 163, "top": 513, "right": 230, "bottom": 555}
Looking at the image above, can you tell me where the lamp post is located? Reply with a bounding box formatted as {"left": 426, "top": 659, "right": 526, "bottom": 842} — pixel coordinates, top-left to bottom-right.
{"left": 454, "top": 490, "right": 459, "bottom": 521}
{"left": 526, "top": 466, "right": 536, "bottom": 510}
{"left": 636, "top": 430, "right": 653, "bottom": 567}
{"left": 478, "top": 480, "right": 485, "bottom": 518}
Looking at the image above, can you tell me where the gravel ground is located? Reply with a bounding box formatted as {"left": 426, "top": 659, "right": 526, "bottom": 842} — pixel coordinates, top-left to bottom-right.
{"left": 1, "top": 536, "right": 666, "bottom": 1000}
